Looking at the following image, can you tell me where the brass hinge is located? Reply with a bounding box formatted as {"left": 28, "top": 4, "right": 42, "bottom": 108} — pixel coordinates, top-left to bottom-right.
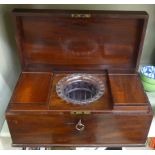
{"left": 70, "top": 111, "right": 91, "bottom": 115}
{"left": 71, "top": 14, "right": 91, "bottom": 18}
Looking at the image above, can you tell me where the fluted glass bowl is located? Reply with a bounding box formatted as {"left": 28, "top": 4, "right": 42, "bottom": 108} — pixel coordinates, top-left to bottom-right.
{"left": 56, "top": 74, "right": 105, "bottom": 105}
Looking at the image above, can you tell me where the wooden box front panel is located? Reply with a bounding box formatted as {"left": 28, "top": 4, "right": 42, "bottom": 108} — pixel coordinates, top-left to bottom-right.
{"left": 6, "top": 112, "right": 152, "bottom": 147}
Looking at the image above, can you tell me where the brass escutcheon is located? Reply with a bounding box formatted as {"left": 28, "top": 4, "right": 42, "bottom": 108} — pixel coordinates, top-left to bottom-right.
{"left": 70, "top": 111, "right": 91, "bottom": 115}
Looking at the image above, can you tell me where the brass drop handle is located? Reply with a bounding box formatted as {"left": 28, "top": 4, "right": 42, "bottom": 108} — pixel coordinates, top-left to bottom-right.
{"left": 75, "top": 119, "right": 85, "bottom": 131}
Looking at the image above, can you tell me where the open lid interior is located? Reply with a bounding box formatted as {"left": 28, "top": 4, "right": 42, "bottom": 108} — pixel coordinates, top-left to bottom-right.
{"left": 13, "top": 9, "right": 148, "bottom": 72}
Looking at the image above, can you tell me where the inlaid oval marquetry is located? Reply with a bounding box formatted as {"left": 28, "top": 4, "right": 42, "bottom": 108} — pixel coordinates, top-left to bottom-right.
{"left": 62, "top": 39, "right": 98, "bottom": 56}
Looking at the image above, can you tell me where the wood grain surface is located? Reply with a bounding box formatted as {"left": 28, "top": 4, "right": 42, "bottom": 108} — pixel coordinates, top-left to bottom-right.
{"left": 6, "top": 9, "right": 153, "bottom": 147}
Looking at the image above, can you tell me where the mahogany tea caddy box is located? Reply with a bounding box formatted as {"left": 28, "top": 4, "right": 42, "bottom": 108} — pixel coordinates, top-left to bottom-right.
{"left": 6, "top": 9, "right": 153, "bottom": 147}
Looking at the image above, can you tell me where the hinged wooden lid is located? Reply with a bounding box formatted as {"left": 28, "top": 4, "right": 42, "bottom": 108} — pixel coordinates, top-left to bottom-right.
{"left": 12, "top": 9, "right": 148, "bottom": 72}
